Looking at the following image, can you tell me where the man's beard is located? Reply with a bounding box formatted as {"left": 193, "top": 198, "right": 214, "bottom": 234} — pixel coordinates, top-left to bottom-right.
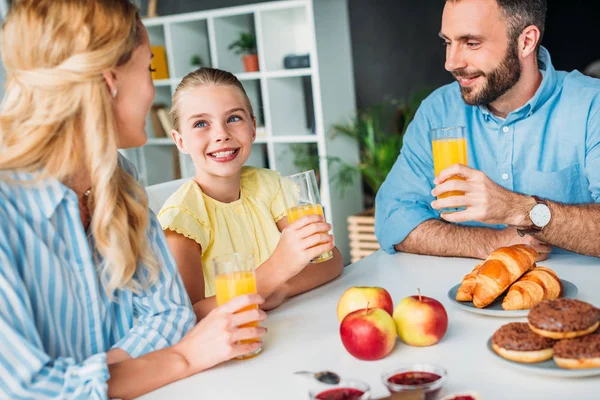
{"left": 453, "top": 42, "right": 522, "bottom": 106}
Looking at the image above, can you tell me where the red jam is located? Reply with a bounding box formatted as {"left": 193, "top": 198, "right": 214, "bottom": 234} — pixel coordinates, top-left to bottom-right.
{"left": 388, "top": 371, "right": 441, "bottom": 386}
{"left": 447, "top": 397, "right": 475, "bottom": 400}
{"left": 315, "top": 388, "right": 365, "bottom": 400}
{"left": 387, "top": 371, "right": 443, "bottom": 400}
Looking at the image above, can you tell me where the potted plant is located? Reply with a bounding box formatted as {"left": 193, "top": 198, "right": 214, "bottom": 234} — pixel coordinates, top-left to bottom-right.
{"left": 228, "top": 32, "right": 258, "bottom": 72}
{"left": 331, "top": 90, "right": 431, "bottom": 261}
{"left": 189, "top": 54, "right": 203, "bottom": 73}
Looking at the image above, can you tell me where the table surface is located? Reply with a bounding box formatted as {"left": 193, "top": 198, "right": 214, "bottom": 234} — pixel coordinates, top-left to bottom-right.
{"left": 140, "top": 250, "right": 600, "bottom": 400}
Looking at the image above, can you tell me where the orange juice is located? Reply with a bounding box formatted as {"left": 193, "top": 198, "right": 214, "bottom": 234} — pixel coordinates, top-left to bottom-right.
{"left": 287, "top": 204, "right": 334, "bottom": 262}
{"left": 214, "top": 271, "right": 261, "bottom": 359}
{"left": 432, "top": 137, "right": 468, "bottom": 198}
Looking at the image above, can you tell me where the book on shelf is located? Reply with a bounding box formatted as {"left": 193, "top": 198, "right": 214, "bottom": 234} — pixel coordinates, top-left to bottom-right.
{"left": 149, "top": 104, "right": 167, "bottom": 138}
{"left": 156, "top": 107, "right": 174, "bottom": 135}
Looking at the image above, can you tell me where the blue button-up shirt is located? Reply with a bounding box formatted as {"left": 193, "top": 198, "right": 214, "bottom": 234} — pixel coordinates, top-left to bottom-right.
{"left": 0, "top": 157, "right": 195, "bottom": 399}
{"left": 375, "top": 47, "right": 600, "bottom": 253}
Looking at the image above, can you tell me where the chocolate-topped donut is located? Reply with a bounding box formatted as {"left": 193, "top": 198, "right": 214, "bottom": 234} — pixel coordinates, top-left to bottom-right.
{"left": 528, "top": 299, "right": 600, "bottom": 333}
{"left": 492, "top": 322, "right": 555, "bottom": 351}
{"left": 554, "top": 331, "right": 600, "bottom": 359}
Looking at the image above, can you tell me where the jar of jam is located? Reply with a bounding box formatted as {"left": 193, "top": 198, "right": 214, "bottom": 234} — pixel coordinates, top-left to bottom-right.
{"left": 309, "top": 379, "right": 370, "bottom": 400}
{"left": 381, "top": 363, "right": 447, "bottom": 400}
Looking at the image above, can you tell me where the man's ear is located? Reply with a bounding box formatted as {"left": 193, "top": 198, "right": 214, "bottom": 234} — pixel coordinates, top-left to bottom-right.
{"left": 171, "top": 129, "right": 188, "bottom": 154}
{"left": 102, "top": 70, "right": 119, "bottom": 98}
{"left": 519, "top": 25, "right": 541, "bottom": 59}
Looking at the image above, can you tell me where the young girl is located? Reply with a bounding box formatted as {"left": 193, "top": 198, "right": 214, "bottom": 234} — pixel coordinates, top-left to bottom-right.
{"left": 159, "top": 67, "right": 343, "bottom": 318}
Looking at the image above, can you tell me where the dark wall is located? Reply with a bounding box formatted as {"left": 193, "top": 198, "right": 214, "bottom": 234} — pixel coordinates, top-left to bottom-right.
{"left": 145, "top": 0, "right": 600, "bottom": 110}
{"left": 347, "top": 0, "right": 600, "bottom": 109}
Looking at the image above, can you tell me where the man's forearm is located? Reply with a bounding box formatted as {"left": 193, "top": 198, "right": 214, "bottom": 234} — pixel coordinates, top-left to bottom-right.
{"left": 533, "top": 202, "right": 600, "bottom": 257}
{"left": 395, "top": 219, "right": 502, "bottom": 259}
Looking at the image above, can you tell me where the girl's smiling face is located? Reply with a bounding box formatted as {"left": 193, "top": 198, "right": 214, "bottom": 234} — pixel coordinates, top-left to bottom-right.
{"left": 173, "top": 84, "right": 256, "bottom": 179}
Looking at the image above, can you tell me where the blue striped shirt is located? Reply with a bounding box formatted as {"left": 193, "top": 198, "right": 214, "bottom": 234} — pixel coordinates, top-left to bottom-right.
{"left": 0, "top": 157, "right": 195, "bottom": 399}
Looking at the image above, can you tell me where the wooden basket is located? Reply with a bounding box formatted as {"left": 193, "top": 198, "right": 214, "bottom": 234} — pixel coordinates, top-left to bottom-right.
{"left": 347, "top": 209, "right": 380, "bottom": 263}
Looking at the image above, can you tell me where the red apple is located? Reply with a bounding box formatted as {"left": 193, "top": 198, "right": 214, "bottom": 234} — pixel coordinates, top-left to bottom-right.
{"left": 393, "top": 292, "right": 448, "bottom": 347}
{"left": 340, "top": 307, "right": 397, "bottom": 361}
{"left": 336, "top": 286, "right": 393, "bottom": 322}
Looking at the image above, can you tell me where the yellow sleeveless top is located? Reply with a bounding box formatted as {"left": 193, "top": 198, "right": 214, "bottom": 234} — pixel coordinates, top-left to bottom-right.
{"left": 157, "top": 167, "right": 287, "bottom": 297}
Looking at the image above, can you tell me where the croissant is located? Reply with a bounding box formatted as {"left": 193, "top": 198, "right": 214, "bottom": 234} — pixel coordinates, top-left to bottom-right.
{"left": 472, "top": 244, "right": 538, "bottom": 308}
{"left": 502, "top": 266, "right": 562, "bottom": 310}
{"left": 456, "top": 262, "right": 483, "bottom": 301}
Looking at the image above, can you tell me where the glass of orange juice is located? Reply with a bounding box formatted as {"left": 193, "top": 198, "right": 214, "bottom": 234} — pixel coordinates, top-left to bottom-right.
{"left": 280, "top": 170, "right": 333, "bottom": 263}
{"left": 213, "top": 252, "right": 262, "bottom": 360}
{"left": 430, "top": 126, "right": 468, "bottom": 213}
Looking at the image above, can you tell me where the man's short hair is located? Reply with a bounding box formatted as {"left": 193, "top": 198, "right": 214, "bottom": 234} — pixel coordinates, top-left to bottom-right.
{"left": 447, "top": 0, "right": 548, "bottom": 47}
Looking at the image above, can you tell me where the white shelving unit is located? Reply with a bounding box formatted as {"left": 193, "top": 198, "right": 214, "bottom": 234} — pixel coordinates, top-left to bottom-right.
{"left": 123, "top": 0, "right": 362, "bottom": 263}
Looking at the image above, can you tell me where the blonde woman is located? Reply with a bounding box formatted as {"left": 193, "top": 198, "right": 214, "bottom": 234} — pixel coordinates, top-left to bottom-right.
{"left": 0, "top": 1, "right": 265, "bottom": 399}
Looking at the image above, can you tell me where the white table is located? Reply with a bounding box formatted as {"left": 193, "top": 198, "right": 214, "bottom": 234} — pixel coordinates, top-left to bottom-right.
{"left": 140, "top": 250, "right": 600, "bottom": 400}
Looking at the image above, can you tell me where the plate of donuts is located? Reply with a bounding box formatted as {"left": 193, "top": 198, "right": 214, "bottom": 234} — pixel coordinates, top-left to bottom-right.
{"left": 487, "top": 299, "right": 600, "bottom": 377}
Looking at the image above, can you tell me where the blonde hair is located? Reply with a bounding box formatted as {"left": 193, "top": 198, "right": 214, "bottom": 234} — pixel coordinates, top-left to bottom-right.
{"left": 0, "top": 0, "right": 158, "bottom": 296}
{"left": 170, "top": 67, "right": 255, "bottom": 131}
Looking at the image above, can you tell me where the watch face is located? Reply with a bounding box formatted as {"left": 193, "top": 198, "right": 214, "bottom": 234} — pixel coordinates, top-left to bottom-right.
{"left": 530, "top": 204, "right": 551, "bottom": 228}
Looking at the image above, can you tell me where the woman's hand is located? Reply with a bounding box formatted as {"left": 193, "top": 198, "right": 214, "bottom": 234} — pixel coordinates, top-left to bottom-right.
{"left": 173, "top": 294, "right": 267, "bottom": 374}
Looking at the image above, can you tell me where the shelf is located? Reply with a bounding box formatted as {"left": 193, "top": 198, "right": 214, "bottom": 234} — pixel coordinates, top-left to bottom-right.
{"left": 213, "top": 13, "right": 257, "bottom": 74}
{"left": 265, "top": 68, "right": 312, "bottom": 78}
{"left": 146, "top": 135, "right": 317, "bottom": 146}
{"left": 260, "top": 6, "right": 311, "bottom": 72}
{"left": 235, "top": 71, "right": 261, "bottom": 81}
{"left": 146, "top": 138, "right": 173, "bottom": 145}
{"left": 272, "top": 142, "right": 319, "bottom": 177}
{"left": 267, "top": 75, "right": 315, "bottom": 136}
{"left": 169, "top": 19, "right": 212, "bottom": 78}
{"left": 240, "top": 80, "right": 265, "bottom": 128}
{"left": 153, "top": 79, "right": 172, "bottom": 87}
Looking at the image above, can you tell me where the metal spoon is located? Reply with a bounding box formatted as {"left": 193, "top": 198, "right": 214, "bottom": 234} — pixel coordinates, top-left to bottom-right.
{"left": 294, "top": 370, "right": 341, "bottom": 385}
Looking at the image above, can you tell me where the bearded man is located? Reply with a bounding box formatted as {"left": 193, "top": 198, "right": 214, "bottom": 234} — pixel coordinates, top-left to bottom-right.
{"left": 375, "top": 0, "right": 600, "bottom": 260}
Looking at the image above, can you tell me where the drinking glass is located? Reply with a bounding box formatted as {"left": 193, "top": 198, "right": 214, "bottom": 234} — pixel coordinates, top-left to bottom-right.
{"left": 280, "top": 170, "right": 333, "bottom": 263}
{"left": 430, "top": 126, "right": 468, "bottom": 213}
{"left": 213, "top": 252, "right": 262, "bottom": 360}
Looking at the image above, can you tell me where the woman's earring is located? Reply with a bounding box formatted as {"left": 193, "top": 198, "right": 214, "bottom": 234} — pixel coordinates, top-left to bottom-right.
{"left": 112, "top": 88, "right": 118, "bottom": 98}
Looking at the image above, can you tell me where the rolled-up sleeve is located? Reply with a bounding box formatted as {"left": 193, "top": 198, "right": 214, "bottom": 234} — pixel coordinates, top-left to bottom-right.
{"left": 375, "top": 103, "right": 439, "bottom": 253}
{"left": 112, "top": 213, "right": 196, "bottom": 358}
{"left": 0, "top": 238, "right": 109, "bottom": 399}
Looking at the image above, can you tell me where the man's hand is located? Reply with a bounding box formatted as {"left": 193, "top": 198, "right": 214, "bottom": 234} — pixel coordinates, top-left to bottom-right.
{"left": 431, "top": 164, "right": 535, "bottom": 226}
{"left": 494, "top": 227, "right": 552, "bottom": 261}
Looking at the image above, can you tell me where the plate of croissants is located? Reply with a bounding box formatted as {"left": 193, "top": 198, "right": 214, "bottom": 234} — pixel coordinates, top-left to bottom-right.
{"left": 447, "top": 244, "right": 578, "bottom": 317}
{"left": 487, "top": 298, "right": 600, "bottom": 377}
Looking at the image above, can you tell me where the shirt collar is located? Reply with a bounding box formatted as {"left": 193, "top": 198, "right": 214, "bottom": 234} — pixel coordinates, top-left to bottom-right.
{"left": 3, "top": 171, "right": 71, "bottom": 219}
{"left": 478, "top": 46, "right": 557, "bottom": 120}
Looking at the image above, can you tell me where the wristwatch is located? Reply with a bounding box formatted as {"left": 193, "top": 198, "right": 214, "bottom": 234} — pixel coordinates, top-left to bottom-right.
{"left": 517, "top": 196, "right": 551, "bottom": 237}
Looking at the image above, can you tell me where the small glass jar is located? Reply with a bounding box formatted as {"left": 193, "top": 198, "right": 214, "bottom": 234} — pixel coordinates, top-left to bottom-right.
{"left": 308, "top": 379, "right": 371, "bottom": 400}
{"left": 381, "top": 363, "right": 447, "bottom": 400}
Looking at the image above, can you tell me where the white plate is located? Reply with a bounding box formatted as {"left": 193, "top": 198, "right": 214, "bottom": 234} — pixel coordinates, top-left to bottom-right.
{"left": 487, "top": 338, "right": 600, "bottom": 378}
{"left": 447, "top": 279, "right": 578, "bottom": 317}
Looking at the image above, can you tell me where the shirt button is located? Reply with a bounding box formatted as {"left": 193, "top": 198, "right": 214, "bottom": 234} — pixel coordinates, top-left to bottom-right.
{"left": 502, "top": 126, "right": 509, "bottom": 133}
{"left": 235, "top": 206, "right": 244, "bottom": 215}
{"left": 502, "top": 173, "right": 509, "bottom": 180}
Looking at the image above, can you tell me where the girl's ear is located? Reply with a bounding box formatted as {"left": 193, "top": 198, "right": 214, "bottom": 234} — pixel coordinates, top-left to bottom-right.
{"left": 171, "top": 129, "right": 188, "bottom": 154}
{"left": 251, "top": 117, "right": 257, "bottom": 143}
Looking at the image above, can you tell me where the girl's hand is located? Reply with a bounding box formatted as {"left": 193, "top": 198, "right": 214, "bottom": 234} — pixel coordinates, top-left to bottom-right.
{"left": 270, "top": 214, "right": 335, "bottom": 277}
{"left": 260, "top": 282, "right": 290, "bottom": 311}
{"left": 173, "top": 294, "right": 267, "bottom": 374}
